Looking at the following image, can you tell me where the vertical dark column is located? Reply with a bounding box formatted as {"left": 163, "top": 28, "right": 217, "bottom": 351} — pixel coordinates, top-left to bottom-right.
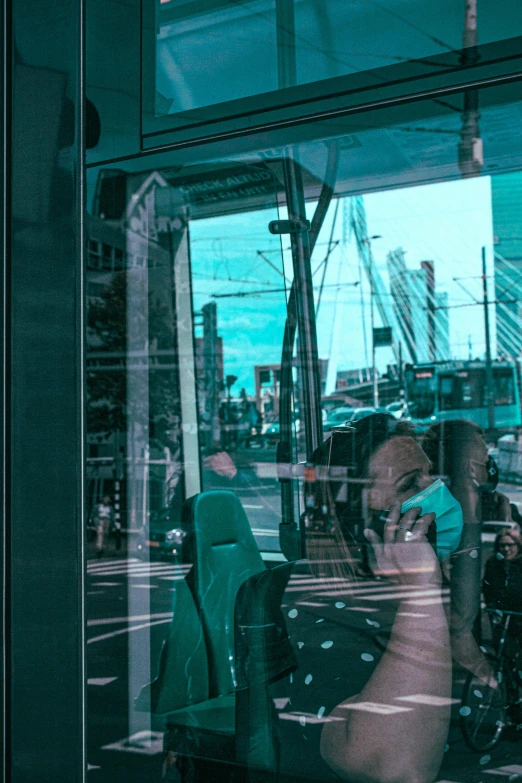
{"left": 1, "top": 1, "right": 6, "bottom": 778}
{"left": 8, "top": 0, "right": 84, "bottom": 780}
{"left": 422, "top": 260, "right": 437, "bottom": 363}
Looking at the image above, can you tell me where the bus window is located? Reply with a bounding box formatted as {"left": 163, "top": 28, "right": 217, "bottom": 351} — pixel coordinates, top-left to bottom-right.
{"left": 494, "top": 368, "right": 516, "bottom": 405}
{"left": 453, "top": 370, "right": 485, "bottom": 410}
{"left": 438, "top": 375, "right": 454, "bottom": 411}
{"left": 408, "top": 373, "right": 436, "bottom": 418}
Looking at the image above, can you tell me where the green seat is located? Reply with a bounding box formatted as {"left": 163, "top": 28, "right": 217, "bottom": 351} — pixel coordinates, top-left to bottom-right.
{"left": 138, "top": 490, "right": 266, "bottom": 761}
{"left": 183, "top": 490, "right": 266, "bottom": 698}
{"left": 235, "top": 562, "right": 297, "bottom": 779}
{"left": 135, "top": 579, "right": 209, "bottom": 715}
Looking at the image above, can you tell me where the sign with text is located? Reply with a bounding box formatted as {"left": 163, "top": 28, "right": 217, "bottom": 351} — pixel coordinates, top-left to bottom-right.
{"left": 373, "top": 326, "right": 392, "bottom": 347}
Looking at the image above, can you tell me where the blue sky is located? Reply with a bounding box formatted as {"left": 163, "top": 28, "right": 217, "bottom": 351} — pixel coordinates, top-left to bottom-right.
{"left": 191, "top": 176, "right": 496, "bottom": 395}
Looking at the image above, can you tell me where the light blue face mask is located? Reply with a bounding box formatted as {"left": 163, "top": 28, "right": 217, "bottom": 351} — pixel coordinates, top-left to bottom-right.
{"left": 401, "top": 478, "right": 463, "bottom": 561}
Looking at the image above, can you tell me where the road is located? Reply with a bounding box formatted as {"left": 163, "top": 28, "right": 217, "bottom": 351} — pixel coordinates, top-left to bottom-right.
{"left": 86, "top": 551, "right": 522, "bottom": 783}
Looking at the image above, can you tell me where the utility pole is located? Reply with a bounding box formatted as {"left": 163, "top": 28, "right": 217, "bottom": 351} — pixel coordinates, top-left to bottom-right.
{"left": 482, "top": 246, "right": 495, "bottom": 429}
{"left": 459, "top": 0, "right": 483, "bottom": 178}
{"left": 368, "top": 238, "right": 379, "bottom": 407}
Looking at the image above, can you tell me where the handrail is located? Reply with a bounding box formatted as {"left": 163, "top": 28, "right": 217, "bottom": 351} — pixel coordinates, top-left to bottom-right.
{"left": 485, "top": 607, "right": 522, "bottom": 617}
{"left": 277, "top": 141, "right": 340, "bottom": 560}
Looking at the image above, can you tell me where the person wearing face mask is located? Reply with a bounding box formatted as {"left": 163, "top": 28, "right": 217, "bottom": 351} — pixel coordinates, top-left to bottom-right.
{"left": 234, "top": 413, "right": 453, "bottom": 783}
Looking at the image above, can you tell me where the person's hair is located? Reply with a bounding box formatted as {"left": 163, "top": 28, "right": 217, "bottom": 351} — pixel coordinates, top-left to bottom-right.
{"left": 421, "top": 419, "right": 482, "bottom": 484}
{"left": 306, "top": 413, "right": 414, "bottom": 579}
{"left": 494, "top": 528, "right": 522, "bottom": 555}
{"left": 311, "top": 412, "right": 412, "bottom": 530}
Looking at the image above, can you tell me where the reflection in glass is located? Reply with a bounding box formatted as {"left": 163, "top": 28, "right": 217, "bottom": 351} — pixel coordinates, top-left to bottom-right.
{"left": 87, "top": 87, "right": 522, "bottom": 782}
{"left": 153, "top": 0, "right": 522, "bottom": 117}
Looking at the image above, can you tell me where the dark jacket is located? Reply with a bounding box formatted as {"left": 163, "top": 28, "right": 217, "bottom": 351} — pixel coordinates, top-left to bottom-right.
{"left": 483, "top": 554, "right": 522, "bottom": 612}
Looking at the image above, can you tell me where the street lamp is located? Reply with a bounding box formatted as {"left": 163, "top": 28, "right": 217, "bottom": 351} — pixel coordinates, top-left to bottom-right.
{"left": 364, "top": 234, "right": 382, "bottom": 408}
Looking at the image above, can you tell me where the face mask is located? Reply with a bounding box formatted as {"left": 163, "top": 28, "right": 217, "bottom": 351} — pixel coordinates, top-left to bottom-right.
{"left": 401, "top": 478, "right": 464, "bottom": 561}
{"left": 476, "top": 455, "right": 499, "bottom": 494}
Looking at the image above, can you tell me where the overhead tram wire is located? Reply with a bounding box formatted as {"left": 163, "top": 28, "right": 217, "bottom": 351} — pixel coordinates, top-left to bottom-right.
{"left": 210, "top": 281, "right": 360, "bottom": 298}
{"left": 316, "top": 196, "right": 341, "bottom": 316}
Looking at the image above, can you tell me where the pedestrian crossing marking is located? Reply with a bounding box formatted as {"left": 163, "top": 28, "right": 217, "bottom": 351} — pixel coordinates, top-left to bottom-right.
{"left": 484, "top": 765, "right": 522, "bottom": 776}
{"left": 92, "top": 582, "right": 121, "bottom": 587}
{"left": 101, "top": 730, "right": 163, "bottom": 755}
{"left": 87, "top": 618, "right": 171, "bottom": 644}
{"left": 88, "top": 677, "right": 117, "bottom": 686}
{"left": 131, "top": 584, "right": 158, "bottom": 589}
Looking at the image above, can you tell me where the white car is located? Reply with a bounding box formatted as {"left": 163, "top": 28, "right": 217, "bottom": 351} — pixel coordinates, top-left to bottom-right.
{"left": 481, "top": 519, "right": 519, "bottom": 545}
{"left": 324, "top": 406, "right": 355, "bottom": 430}
{"left": 386, "top": 401, "right": 408, "bottom": 420}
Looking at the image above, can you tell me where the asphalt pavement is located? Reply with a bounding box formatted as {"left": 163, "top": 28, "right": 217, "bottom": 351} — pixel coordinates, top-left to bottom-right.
{"left": 86, "top": 547, "right": 522, "bottom": 783}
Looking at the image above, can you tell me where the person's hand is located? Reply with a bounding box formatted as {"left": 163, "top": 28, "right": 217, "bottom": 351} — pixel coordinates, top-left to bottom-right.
{"left": 203, "top": 451, "right": 237, "bottom": 479}
{"left": 364, "top": 503, "right": 441, "bottom": 587}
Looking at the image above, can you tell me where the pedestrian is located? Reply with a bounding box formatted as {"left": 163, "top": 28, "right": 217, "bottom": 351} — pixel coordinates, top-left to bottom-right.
{"left": 96, "top": 494, "right": 114, "bottom": 558}
{"left": 484, "top": 529, "right": 522, "bottom": 655}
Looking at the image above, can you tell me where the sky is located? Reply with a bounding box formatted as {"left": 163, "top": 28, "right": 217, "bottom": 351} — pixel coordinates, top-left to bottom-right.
{"left": 190, "top": 175, "right": 496, "bottom": 396}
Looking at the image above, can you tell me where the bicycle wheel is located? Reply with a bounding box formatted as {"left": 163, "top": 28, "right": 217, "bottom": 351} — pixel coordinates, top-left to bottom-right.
{"left": 460, "top": 663, "right": 508, "bottom": 752}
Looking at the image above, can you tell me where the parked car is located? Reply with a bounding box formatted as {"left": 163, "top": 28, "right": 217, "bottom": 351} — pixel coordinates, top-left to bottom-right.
{"left": 386, "top": 401, "right": 408, "bottom": 420}
{"left": 324, "top": 406, "right": 355, "bottom": 431}
{"left": 263, "top": 416, "right": 300, "bottom": 444}
{"left": 135, "top": 508, "right": 188, "bottom": 562}
{"left": 351, "top": 407, "right": 377, "bottom": 422}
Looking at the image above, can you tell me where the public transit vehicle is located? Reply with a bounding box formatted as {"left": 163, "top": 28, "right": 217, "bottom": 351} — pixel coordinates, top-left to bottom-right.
{"left": 9, "top": 1, "right": 522, "bottom": 782}
{"left": 405, "top": 360, "right": 522, "bottom": 430}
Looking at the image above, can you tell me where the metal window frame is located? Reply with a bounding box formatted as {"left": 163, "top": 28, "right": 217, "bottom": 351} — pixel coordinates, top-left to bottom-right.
{"left": 4, "top": 0, "right": 86, "bottom": 779}
{"left": 142, "top": 21, "right": 522, "bottom": 148}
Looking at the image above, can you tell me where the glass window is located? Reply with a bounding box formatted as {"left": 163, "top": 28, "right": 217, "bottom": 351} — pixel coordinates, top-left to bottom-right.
{"left": 149, "top": 0, "right": 522, "bottom": 120}
{"left": 86, "top": 81, "right": 522, "bottom": 783}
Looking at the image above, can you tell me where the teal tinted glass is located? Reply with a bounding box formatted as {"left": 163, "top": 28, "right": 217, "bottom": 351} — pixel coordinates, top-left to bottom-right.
{"left": 151, "top": 0, "right": 522, "bottom": 117}
{"left": 86, "top": 81, "right": 522, "bottom": 783}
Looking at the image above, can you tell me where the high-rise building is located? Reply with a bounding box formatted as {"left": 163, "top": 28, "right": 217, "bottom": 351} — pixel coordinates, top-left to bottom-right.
{"left": 435, "top": 292, "right": 450, "bottom": 360}
{"left": 387, "top": 249, "right": 450, "bottom": 363}
{"left": 491, "top": 172, "right": 522, "bottom": 359}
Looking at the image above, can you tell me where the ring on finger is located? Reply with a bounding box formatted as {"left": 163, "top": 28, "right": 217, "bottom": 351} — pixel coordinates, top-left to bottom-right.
{"left": 403, "top": 530, "right": 414, "bottom": 542}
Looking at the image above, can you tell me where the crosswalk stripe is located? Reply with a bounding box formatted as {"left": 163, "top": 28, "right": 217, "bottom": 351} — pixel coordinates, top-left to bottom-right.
{"left": 87, "top": 557, "right": 139, "bottom": 566}
{"left": 88, "top": 612, "right": 172, "bottom": 626}
{"left": 483, "top": 764, "right": 522, "bottom": 776}
{"left": 88, "top": 563, "right": 188, "bottom": 573}
{"left": 406, "top": 597, "right": 451, "bottom": 606}
{"left": 88, "top": 564, "right": 190, "bottom": 576}
{"left": 361, "top": 589, "right": 444, "bottom": 602}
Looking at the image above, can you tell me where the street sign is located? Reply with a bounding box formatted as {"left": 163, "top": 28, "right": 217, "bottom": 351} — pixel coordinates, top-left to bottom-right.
{"left": 373, "top": 326, "right": 392, "bottom": 347}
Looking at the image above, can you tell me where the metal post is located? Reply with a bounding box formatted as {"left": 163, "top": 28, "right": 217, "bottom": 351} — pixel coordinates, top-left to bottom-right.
{"left": 276, "top": 0, "right": 297, "bottom": 89}
{"left": 459, "top": 0, "right": 482, "bottom": 178}
{"left": 482, "top": 246, "right": 495, "bottom": 430}
{"left": 282, "top": 152, "right": 324, "bottom": 458}
{"left": 370, "top": 245, "right": 379, "bottom": 408}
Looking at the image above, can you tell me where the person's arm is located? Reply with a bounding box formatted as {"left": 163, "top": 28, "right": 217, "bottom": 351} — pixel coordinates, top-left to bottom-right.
{"left": 320, "top": 507, "right": 451, "bottom": 783}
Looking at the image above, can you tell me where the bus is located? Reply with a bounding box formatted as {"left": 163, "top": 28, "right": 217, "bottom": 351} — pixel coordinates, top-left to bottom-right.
{"left": 404, "top": 360, "right": 522, "bottom": 430}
